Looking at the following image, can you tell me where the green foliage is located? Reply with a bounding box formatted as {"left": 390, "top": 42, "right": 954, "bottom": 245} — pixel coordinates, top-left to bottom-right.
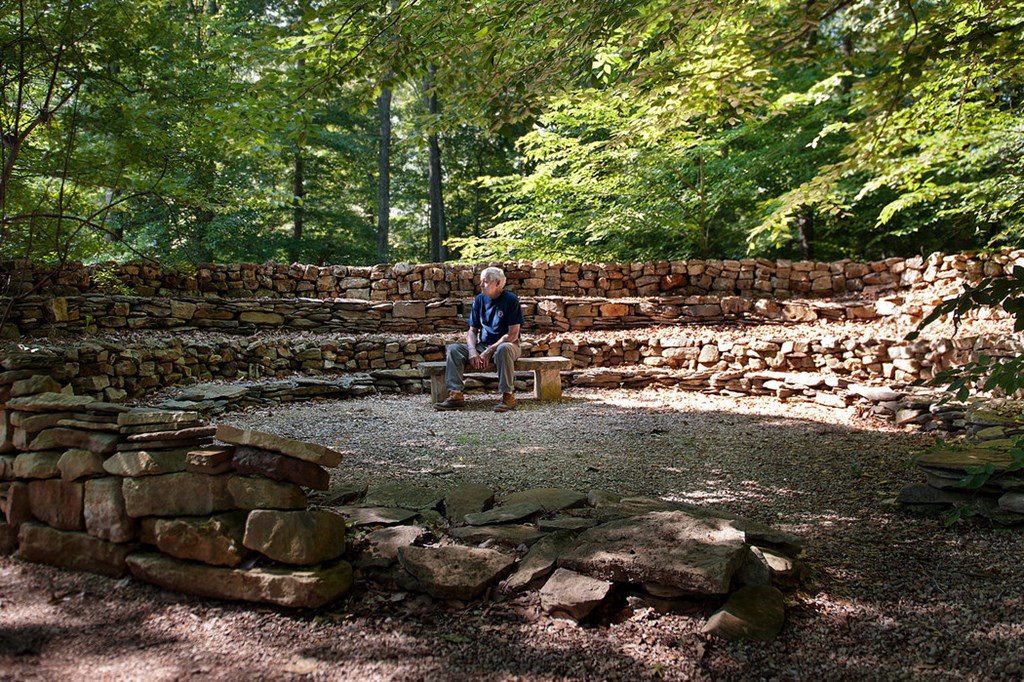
{"left": 911, "top": 264, "right": 1024, "bottom": 400}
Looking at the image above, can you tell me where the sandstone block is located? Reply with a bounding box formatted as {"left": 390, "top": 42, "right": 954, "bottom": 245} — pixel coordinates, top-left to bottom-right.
{"left": 702, "top": 585, "right": 786, "bottom": 641}
{"left": 444, "top": 483, "right": 495, "bottom": 526}
{"left": 228, "top": 475, "right": 307, "bottom": 510}
{"left": 215, "top": 424, "right": 342, "bottom": 467}
{"left": 363, "top": 482, "right": 443, "bottom": 510}
{"left": 0, "top": 481, "right": 32, "bottom": 528}
{"left": 58, "top": 448, "right": 107, "bottom": 481}
{"left": 18, "top": 522, "right": 134, "bottom": 577}
{"left": 397, "top": 545, "right": 515, "bottom": 600}
{"left": 500, "top": 487, "right": 588, "bottom": 512}
{"left": 232, "top": 446, "right": 329, "bottom": 490}
{"left": 26, "top": 428, "right": 120, "bottom": 454}
{"left": 118, "top": 409, "right": 201, "bottom": 427}
{"left": 84, "top": 477, "right": 138, "bottom": 543}
{"left": 14, "top": 450, "right": 63, "bottom": 479}
{"left": 501, "top": 530, "right": 578, "bottom": 593}
{"left": 186, "top": 447, "right": 235, "bottom": 474}
{"left": 558, "top": 511, "right": 748, "bottom": 595}
{"left": 103, "top": 448, "right": 190, "bottom": 477}
{"left": 150, "top": 511, "right": 250, "bottom": 566}
{"left": 28, "top": 479, "right": 84, "bottom": 530}
{"left": 122, "top": 472, "right": 235, "bottom": 517}
{"left": 243, "top": 509, "right": 347, "bottom": 566}
{"left": 539, "top": 568, "right": 613, "bottom": 621}
{"left": 127, "top": 553, "right": 353, "bottom": 609}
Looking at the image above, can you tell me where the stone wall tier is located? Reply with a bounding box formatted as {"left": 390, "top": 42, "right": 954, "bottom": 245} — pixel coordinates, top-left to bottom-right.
{"left": 3, "top": 291, "right": 1011, "bottom": 340}
{"left": 6, "top": 249, "right": 1022, "bottom": 302}
{"left": 3, "top": 331, "right": 1019, "bottom": 404}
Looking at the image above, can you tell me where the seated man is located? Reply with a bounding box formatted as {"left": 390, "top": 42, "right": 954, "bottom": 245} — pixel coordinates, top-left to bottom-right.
{"left": 434, "top": 266, "right": 524, "bottom": 412}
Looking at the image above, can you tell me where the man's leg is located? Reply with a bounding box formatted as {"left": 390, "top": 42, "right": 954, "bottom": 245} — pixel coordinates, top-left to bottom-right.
{"left": 492, "top": 342, "right": 522, "bottom": 394}
{"left": 445, "top": 343, "right": 470, "bottom": 393}
{"left": 435, "top": 343, "right": 470, "bottom": 410}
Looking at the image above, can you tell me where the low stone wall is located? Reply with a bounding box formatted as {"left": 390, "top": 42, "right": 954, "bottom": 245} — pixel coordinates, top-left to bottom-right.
{"left": 4, "top": 328, "right": 1019, "bottom": 403}
{"left": 0, "top": 375, "right": 354, "bottom": 608}
{"left": 9, "top": 250, "right": 1022, "bottom": 301}
{"left": 6, "top": 289, "right": 1008, "bottom": 339}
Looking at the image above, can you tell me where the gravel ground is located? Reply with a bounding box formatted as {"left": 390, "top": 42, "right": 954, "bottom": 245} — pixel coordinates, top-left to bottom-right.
{"left": 3, "top": 387, "right": 1024, "bottom": 681}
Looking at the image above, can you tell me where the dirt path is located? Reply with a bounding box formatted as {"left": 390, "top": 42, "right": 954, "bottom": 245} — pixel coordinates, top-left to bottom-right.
{"left": 2, "top": 388, "right": 1022, "bottom": 681}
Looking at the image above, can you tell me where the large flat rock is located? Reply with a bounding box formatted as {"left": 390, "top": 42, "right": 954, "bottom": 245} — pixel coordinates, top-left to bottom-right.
{"left": 215, "top": 425, "right": 342, "bottom": 468}
{"left": 557, "top": 511, "right": 749, "bottom": 595}
{"left": 126, "top": 552, "right": 353, "bottom": 609}
{"left": 397, "top": 545, "right": 515, "bottom": 600}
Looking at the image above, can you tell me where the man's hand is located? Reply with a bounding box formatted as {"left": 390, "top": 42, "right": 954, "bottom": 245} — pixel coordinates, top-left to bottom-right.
{"left": 469, "top": 351, "right": 487, "bottom": 369}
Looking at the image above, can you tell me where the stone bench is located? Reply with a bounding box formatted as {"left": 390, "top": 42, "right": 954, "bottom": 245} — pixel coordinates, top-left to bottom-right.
{"left": 417, "top": 356, "right": 573, "bottom": 403}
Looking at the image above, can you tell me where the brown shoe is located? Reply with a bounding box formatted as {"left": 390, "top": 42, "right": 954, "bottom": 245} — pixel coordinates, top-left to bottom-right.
{"left": 493, "top": 393, "right": 516, "bottom": 412}
{"left": 434, "top": 392, "right": 466, "bottom": 411}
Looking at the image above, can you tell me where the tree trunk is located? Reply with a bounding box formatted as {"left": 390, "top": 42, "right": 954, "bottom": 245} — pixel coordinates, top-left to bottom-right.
{"left": 797, "top": 206, "right": 815, "bottom": 260}
{"left": 424, "top": 66, "right": 446, "bottom": 263}
{"left": 292, "top": 152, "right": 304, "bottom": 246}
{"left": 376, "top": 87, "right": 391, "bottom": 263}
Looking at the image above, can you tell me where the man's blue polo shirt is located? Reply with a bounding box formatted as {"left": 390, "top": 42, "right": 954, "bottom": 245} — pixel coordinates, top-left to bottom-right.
{"left": 470, "top": 290, "right": 524, "bottom": 345}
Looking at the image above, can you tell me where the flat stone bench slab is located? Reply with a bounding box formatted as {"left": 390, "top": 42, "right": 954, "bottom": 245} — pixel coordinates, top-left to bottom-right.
{"left": 418, "top": 356, "right": 572, "bottom": 403}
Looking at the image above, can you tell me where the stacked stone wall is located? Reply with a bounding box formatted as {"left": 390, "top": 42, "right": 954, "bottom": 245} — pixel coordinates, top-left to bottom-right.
{"left": 5, "top": 289, "right": 1007, "bottom": 339}
{"left": 0, "top": 364, "right": 354, "bottom": 608}
{"left": 4, "top": 330, "right": 1020, "bottom": 404}
{"left": 8, "top": 249, "right": 1022, "bottom": 302}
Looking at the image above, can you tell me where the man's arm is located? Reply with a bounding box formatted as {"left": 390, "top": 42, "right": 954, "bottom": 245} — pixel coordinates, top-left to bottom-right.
{"left": 479, "top": 323, "right": 520, "bottom": 364}
{"left": 468, "top": 326, "right": 485, "bottom": 369}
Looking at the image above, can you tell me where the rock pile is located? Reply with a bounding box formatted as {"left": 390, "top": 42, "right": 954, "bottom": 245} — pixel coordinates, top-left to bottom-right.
{"left": 332, "top": 482, "right": 804, "bottom": 639}
{"left": 898, "top": 401, "right": 1024, "bottom": 524}
{"left": 0, "top": 368, "right": 353, "bottom": 608}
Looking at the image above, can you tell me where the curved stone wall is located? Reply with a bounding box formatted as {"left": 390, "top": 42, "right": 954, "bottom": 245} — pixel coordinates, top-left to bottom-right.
{"left": 8, "top": 249, "right": 1022, "bottom": 301}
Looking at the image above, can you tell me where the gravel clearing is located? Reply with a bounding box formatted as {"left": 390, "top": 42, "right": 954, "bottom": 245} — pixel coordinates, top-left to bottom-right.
{"left": 3, "top": 387, "right": 1024, "bottom": 681}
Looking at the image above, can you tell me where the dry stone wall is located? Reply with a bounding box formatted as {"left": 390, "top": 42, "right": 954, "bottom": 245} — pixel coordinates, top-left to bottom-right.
{"left": 0, "top": 367, "right": 354, "bottom": 608}
{"left": 8, "top": 249, "right": 1021, "bottom": 302}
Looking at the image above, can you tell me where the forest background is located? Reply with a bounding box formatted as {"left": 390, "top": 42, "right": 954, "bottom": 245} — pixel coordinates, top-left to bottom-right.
{"left": 1, "top": 0, "right": 1022, "bottom": 271}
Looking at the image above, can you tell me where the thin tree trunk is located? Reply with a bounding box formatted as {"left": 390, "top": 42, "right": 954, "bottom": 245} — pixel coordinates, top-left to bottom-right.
{"left": 797, "top": 206, "right": 815, "bottom": 260}
{"left": 424, "top": 66, "right": 446, "bottom": 263}
{"left": 376, "top": 87, "right": 391, "bottom": 263}
{"left": 292, "top": 153, "right": 304, "bottom": 244}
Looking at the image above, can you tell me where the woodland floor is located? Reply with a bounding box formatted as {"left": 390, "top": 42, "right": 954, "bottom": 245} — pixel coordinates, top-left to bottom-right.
{"left": 2, "top": 386, "right": 1024, "bottom": 681}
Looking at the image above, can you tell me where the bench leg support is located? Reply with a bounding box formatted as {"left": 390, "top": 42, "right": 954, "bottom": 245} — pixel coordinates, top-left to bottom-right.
{"left": 429, "top": 376, "right": 448, "bottom": 403}
{"left": 533, "top": 368, "right": 563, "bottom": 400}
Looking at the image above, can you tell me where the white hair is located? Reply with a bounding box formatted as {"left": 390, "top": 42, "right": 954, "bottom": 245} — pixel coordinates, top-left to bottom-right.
{"left": 480, "top": 266, "right": 506, "bottom": 287}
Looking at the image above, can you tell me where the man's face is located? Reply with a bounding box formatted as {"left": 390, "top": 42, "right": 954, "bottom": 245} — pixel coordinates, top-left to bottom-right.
{"left": 480, "top": 276, "right": 502, "bottom": 299}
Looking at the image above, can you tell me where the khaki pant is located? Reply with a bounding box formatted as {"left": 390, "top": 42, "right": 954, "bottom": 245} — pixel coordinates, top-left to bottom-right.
{"left": 444, "top": 342, "right": 521, "bottom": 394}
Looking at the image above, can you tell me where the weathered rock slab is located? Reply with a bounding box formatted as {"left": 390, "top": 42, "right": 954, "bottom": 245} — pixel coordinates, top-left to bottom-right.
{"left": 228, "top": 475, "right": 307, "bottom": 510}
{"left": 232, "top": 446, "right": 329, "bottom": 490}
{"left": 363, "top": 482, "right": 443, "bottom": 510}
{"left": 215, "top": 424, "right": 342, "bottom": 467}
{"left": 448, "top": 524, "right": 546, "bottom": 547}
{"left": 464, "top": 502, "right": 540, "bottom": 526}
{"left": 501, "top": 487, "right": 588, "bottom": 512}
{"left": 243, "top": 509, "right": 346, "bottom": 566}
{"left": 103, "top": 448, "right": 190, "bottom": 477}
{"left": 27, "top": 479, "right": 84, "bottom": 530}
{"left": 126, "top": 552, "right": 353, "bottom": 609}
{"left": 397, "top": 545, "right": 515, "bottom": 600}
{"left": 84, "top": 477, "right": 138, "bottom": 543}
{"left": 702, "top": 585, "right": 786, "bottom": 641}
{"left": 148, "top": 512, "right": 250, "bottom": 567}
{"left": 502, "top": 530, "right": 578, "bottom": 593}
{"left": 18, "top": 523, "right": 134, "bottom": 577}
{"left": 122, "top": 472, "right": 235, "bottom": 517}
{"left": 443, "top": 483, "right": 494, "bottom": 525}
{"left": 58, "top": 448, "right": 107, "bottom": 481}
{"left": 539, "top": 568, "right": 613, "bottom": 621}
{"left": 557, "top": 511, "right": 749, "bottom": 595}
